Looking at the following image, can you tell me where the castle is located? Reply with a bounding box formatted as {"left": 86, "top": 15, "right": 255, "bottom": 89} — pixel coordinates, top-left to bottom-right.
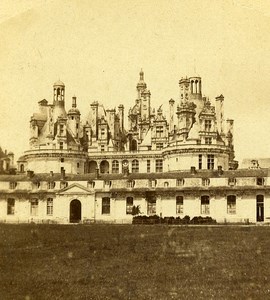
{"left": 0, "top": 70, "right": 268, "bottom": 224}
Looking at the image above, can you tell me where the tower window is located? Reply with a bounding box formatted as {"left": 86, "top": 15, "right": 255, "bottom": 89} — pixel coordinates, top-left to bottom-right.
{"left": 60, "top": 142, "right": 63, "bottom": 150}
{"left": 205, "top": 137, "right": 212, "bottom": 145}
{"left": 156, "top": 143, "right": 163, "bottom": 150}
{"left": 147, "top": 160, "right": 151, "bottom": 173}
{"left": 132, "top": 160, "right": 139, "bottom": 173}
{"left": 155, "top": 159, "right": 163, "bottom": 173}
{"left": 156, "top": 126, "right": 164, "bottom": 138}
{"left": 112, "top": 160, "right": 119, "bottom": 174}
{"left": 207, "top": 155, "right": 214, "bottom": 170}
{"left": 205, "top": 120, "right": 212, "bottom": 131}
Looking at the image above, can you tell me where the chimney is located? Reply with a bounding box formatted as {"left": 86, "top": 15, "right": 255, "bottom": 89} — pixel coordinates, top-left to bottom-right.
{"left": 190, "top": 166, "right": 196, "bottom": 175}
{"left": 72, "top": 96, "right": 77, "bottom": 108}
{"left": 217, "top": 165, "right": 223, "bottom": 175}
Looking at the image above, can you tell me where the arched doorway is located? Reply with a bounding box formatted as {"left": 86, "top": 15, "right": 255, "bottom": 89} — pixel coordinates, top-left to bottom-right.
{"left": 70, "top": 199, "right": 81, "bottom": 223}
{"left": 88, "top": 161, "right": 98, "bottom": 173}
{"left": 100, "top": 160, "right": 109, "bottom": 173}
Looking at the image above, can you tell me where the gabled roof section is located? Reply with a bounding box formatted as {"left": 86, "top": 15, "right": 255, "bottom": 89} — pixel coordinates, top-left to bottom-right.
{"left": 57, "top": 182, "right": 92, "bottom": 194}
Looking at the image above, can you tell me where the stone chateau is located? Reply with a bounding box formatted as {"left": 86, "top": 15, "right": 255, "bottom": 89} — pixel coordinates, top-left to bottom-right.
{"left": 0, "top": 70, "right": 268, "bottom": 224}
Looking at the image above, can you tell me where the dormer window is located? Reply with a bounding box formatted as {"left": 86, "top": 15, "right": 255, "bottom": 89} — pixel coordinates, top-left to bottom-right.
{"left": 104, "top": 180, "right": 112, "bottom": 188}
{"left": 127, "top": 180, "right": 135, "bottom": 188}
{"left": 87, "top": 181, "right": 95, "bottom": 188}
{"left": 60, "top": 181, "right": 68, "bottom": 189}
{"left": 256, "top": 178, "right": 265, "bottom": 186}
{"left": 202, "top": 178, "right": 210, "bottom": 186}
{"left": 9, "top": 182, "right": 17, "bottom": 189}
{"left": 228, "top": 177, "right": 236, "bottom": 186}
{"left": 47, "top": 182, "right": 55, "bottom": 189}
{"left": 205, "top": 137, "right": 212, "bottom": 145}
{"left": 205, "top": 120, "right": 212, "bottom": 131}
{"left": 176, "top": 179, "right": 185, "bottom": 187}
{"left": 149, "top": 179, "right": 157, "bottom": 188}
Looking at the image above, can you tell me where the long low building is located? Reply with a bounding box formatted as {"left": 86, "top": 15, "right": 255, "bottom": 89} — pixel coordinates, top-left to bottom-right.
{"left": 0, "top": 167, "right": 268, "bottom": 224}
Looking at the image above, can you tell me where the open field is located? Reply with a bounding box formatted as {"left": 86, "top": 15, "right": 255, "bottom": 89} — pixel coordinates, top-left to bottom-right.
{"left": 1, "top": 225, "right": 270, "bottom": 299}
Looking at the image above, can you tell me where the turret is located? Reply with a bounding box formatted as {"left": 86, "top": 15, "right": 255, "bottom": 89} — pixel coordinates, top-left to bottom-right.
{"left": 53, "top": 80, "right": 67, "bottom": 120}
{"left": 136, "top": 69, "right": 147, "bottom": 99}
{"left": 169, "top": 98, "right": 175, "bottom": 132}
{"left": 67, "top": 96, "right": 81, "bottom": 139}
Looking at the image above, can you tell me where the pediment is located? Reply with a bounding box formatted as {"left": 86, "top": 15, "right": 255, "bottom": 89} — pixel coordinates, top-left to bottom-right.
{"left": 57, "top": 183, "right": 92, "bottom": 195}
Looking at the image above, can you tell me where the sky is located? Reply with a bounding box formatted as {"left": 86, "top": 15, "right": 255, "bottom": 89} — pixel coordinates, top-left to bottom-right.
{"left": 0, "top": 0, "right": 270, "bottom": 165}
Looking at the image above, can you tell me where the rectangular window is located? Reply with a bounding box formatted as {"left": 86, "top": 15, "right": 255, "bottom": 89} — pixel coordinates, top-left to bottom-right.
{"left": 176, "top": 196, "right": 183, "bottom": 214}
{"left": 198, "top": 154, "right": 202, "bottom": 169}
{"left": 47, "top": 182, "right": 55, "bottom": 189}
{"left": 147, "top": 160, "right": 151, "bottom": 173}
{"left": 176, "top": 178, "right": 185, "bottom": 186}
{"left": 101, "top": 145, "right": 105, "bottom": 152}
{"left": 228, "top": 177, "right": 236, "bottom": 186}
{"left": 30, "top": 199, "right": 39, "bottom": 216}
{"left": 126, "top": 197, "right": 133, "bottom": 215}
{"left": 205, "top": 137, "right": 212, "bottom": 145}
{"left": 227, "top": 195, "right": 236, "bottom": 214}
{"left": 149, "top": 179, "right": 157, "bottom": 188}
{"left": 60, "top": 158, "right": 64, "bottom": 163}
{"left": 7, "top": 198, "right": 15, "bottom": 215}
{"left": 47, "top": 198, "right": 53, "bottom": 215}
{"left": 202, "top": 178, "right": 210, "bottom": 186}
{"left": 156, "top": 143, "right": 163, "bottom": 150}
{"left": 60, "top": 124, "right": 64, "bottom": 135}
{"left": 102, "top": 197, "right": 110, "bottom": 214}
{"left": 257, "top": 178, "right": 265, "bottom": 186}
{"left": 156, "top": 126, "right": 164, "bottom": 138}
{"left": 59, "top": 142, "right": 63, "bottom": 150}
{"left": 201, "top": 196, "right": 210, "bottom": 214}
{"left": 207, "top": 155, "right": 214, "bottom": 170}
{"left": 205, "top": 120, "right": 212, "bottom": 131}
{"left": 147, "top": 198, "right": 156, "bottom": 215}
{"left": 155, "top": 159, "right": 163, "bottom": 173}
{"left": 9, "top": 182, "right": 17, "bottom": 189}
{"left": 77, "top": 162, "right": 80, "bottom": 168}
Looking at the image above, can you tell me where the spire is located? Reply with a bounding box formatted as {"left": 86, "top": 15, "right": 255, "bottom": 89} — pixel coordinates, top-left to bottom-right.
{"left": 140, "top": 68, "right": 144, "bottom": 81}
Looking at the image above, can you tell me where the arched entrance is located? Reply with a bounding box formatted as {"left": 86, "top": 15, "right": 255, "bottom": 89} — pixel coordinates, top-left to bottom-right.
{"left": 70, "top": 199, "right": 81, "bottom": 223}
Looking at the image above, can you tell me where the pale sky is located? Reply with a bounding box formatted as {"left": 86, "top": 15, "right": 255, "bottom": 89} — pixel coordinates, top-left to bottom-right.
{"left": 0, "top": 0, "right": 270, "bottom": 165}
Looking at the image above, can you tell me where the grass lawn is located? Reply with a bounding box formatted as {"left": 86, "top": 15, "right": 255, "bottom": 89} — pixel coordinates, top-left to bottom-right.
{"left": 1, "top": 224, "right": 270, "bottom": 299}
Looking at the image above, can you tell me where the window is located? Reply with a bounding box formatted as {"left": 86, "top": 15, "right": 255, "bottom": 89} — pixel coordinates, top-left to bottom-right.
{"left": 60, "top": 158, "right": 64, "bottom": 163}
{"left": 156, "top": 126, "right": 164, "bottom": 138}
{"left": 205, "top": 120, "right": 212, "bottom": 131}
{"left": 176, "top": 179, "right": 185, "bottom": 186}
{"left": 30, "top": 199, "right": 38, "bottom": 216}
{"left": 33, "top": 181, "right": 40, "bottom": 189}
{"left": 77, "top": 162, "right": 80, "bottom": 168}
{"left": 201, "top": 196, "right": 210, "bottom": 214}
{"left": 60, "top": 124, "right": 64, "bottom": 135}
{"left": 147, "top": 160, "right": 151, "bottom": 173}
{"left": 147, "top": 198, "right": 156, "bottom": 215}
{"left": 9, "top": 182, "right": 17, "bottom": 189}
{"left": 149, "top": 179, "right": 157, "bottom": 188}
{"left": 257, "top": 178, "right": 265, "bottom": 186}
{"left": 60, "top": 181, "right": 68, "bottom": 189}
{"left": 207, "top": 155, "right": 214, "bottom": 170}
{"left": 60, "top": 142, "right": 63, "bottom": 150}
{"left": 176, "top": 196, "right": 183, "bottom": 214}
{"left": 87, "top": 181, "right": 95, "bottom": 188}
{"left": 7, "top": 198, "right": 15, "bottom": 215}
{"left": 47, "top": 181, "right": 55, "bottom": 189}
{"left": 127, "top": 180, "right": 135, "bottom": 188}
{"left": 126, "top": 197, "right": 133, "bottom": 214}
{"left": 101, "top": 145, "right": 105, "bottom": 152}
{"left": 228, "top": 177, "right": 236, "bottom": 186}
{"left": 101, "top": 128, "right": 105, "bottom": 136}
{"left": 112, "top": 160, "right": 119, "bottom": 174}
{"left": 156, "top": 143, "right": 163, "bottom": 150}
{"left": 132, "top": 160, "right": 139, "bottom": 173}
{"left": 164, "top": 181, "right": 169, "bottom": 187}
{"left": 227, "top": 195, "right": 236, "bottom": 214}
{"left": 156, "top": 159, "right": 163, "bottom": 172}
{"left": 202, "top": 178, "right": 210, "bottom": 186}
{"left": 198, "top": 154, "right": 202, "bottom": 169}
{"left": 205, "top": 137, "right": 212, "bottom": 145}
{"left": 102, "top": 197, "right": 110, "bottom": 214}
{"left": 104, "top": 181, "right": 112, "bottom": 188}
{"left": 47, "top": 198, "right": 53, "bottom": 215}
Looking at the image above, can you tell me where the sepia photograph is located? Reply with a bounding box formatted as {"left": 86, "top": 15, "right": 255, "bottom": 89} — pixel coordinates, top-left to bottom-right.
{"left": 0, "top": 0, "right": 270, "bottom": 299}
